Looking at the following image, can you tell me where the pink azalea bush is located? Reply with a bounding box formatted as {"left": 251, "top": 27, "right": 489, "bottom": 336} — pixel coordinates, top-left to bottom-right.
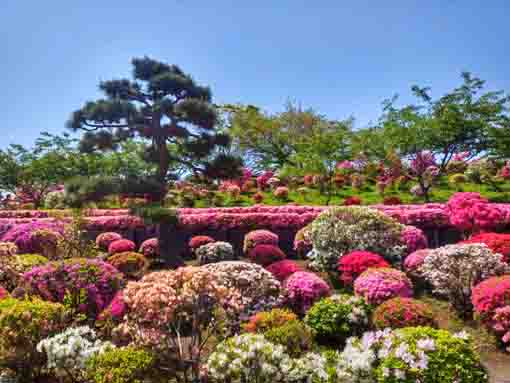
{"left": 447, "top": 192, "right": 506, "bottom": 235}
{"left": 256, "top": 170, "right": 274, "bottom": 190}
{"left": 139, "top": 237, "right": 159, "bottom": 258}
{"left": 400, "top": 225, "right": 428, "bottom": 254}
{"left": 108, "top": 239, "right": 136, "bottom": 255}
{"left": 1, "top": 221, "right": 64, "bottom": 253}
{"left": 23, "top": 258, "right": 124, "bottom": 318}
{"left": 403, "top": 249, "right": 431, "bottom": 279}
{"left": 265, "top": 260, "right": 303, "bottom": 282}
{"left": 284, "top": 271, "right": 331, "bottom": 314}
{"left": 248, "top": 244, "right": 286, "bottom": 266}
{"left": 337, "top": 251, "right": 390, "bottom": 286}
{"left": 354, "top": 268, "right": 413, "bottom": 305}
{"left": 95, "top": 232, "right": 123, "bottom": 251}
{"left": 422, "top": 244, "right": 509, "bottom": 317}
{"left": 273, "top": 186, "right": 289, "bottom": 200}
{"left": 243, "top": 229, "right": 279, "bottom": 254}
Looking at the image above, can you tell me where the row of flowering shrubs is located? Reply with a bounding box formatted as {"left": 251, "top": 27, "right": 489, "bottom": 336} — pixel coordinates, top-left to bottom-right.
{"left": 1, "top": 198, "right": 510, "bottom": 381}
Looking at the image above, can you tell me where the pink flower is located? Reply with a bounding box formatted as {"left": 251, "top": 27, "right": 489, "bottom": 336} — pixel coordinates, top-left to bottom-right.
{"left": 284, "top": 271, "right": 331, "bottom": 314}
{"left": 96, "top": 232, "right": 123, "bottom": 251}
{"left": 108, "top": 239, "right": 136, "bottom": 255}
{"left": 401, "top": 226, "right": 428, "bottom": 254}
{"left": 354, "top": 268, "right": 413, "bottom": 305}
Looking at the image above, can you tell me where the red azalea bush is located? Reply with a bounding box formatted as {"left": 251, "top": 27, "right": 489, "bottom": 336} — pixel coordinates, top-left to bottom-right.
{"left": 248, "top": 244, "right": 286, "bottom": 266}
{"left": 462, "top": 233, "right": 510, "bottom": 263}
{"left": 354, "top": 268, "right": 413, "bottom": 305}
{"left": 447, "top": 192, "right": 506, "bottom": 234}
{"left": 383, "top": 196, "right": 403, "bottom": 205}
{"left": 343, "top": 196, "right": 362, "bottom": 206}
{"left": 336, "top": 251, "right": 390, "bottom": 286}
{"left": 243, "top": 230, "right": 279, "bottom": 254}
{"left": 372, "top": 297, "right": 436, "bottom": 329}
{"left": 95, "top": 232, "right": 123, "bottom": 251}
{"left": 472, "top": 275, "right": 510, "bottom": 321}
{"left": 23, "top": 258, "right": 124, "bottom": 318}
{"left": 108, "top": 239, "right": 136, "bottom": 255}
{"left": 265, "top": 260, "right": 303, "bottom": 282}
{"left": 400, "top": 225, "right": 428, "bottom": 254}
{"left": 139, "top": 238, "right": 159, "bottom": 258}
{"left": 0, "top": 285, "right": 8, "bottom": 300}
{"left": 253, "top": 192, "right": 264, "bottom": 204}
{"left": 284, "top": 271, "right": 331, "bottom": 314}
{"left": 189, "top": 235, "right": 215, "bottom": 253}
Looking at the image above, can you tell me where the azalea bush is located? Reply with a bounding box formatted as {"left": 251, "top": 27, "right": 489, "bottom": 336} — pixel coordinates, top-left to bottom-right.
{"left": 372, "top": 297, "right": 436, "bottom": 329}
{"left": 0, "top": 253, "right": 49, "bottom": 291}
{"left": 305, "top": 294, "right": 370, "bottom": 345}
{"left": 86, "top": 346, "right": 155, "bottom": 383}
{"left": 400, "top": 225, "right": 428, "bottom": 254}
{"left": 308, "top": 206, "right": 406, "bottom": 271}
{"left": 188, "top": 235, "right": 215, "bottom": 255}
{"left": 421, "top": 243, "right": 509, "bottom": 317}
{"left": 265, "top": 260, "right": 303, "bottom": 282}
{"left": 108, "top": 239, "right": 136, "bottom": 255}
{"left": 0, "top": 242, "right": 17, "bottom": 257}
{"left": 336, "top": 251, "right": 390, "bottom": 286}
{"left": 243, "top": 229, "right": 279, "bottom": 254}
{"left": 37, "top": 326, "right": 114, "bottom": 381}
{"left": 462, "top": 232, "right": 510, "bottom": 262}
{"left": 248, "top": 244, "right": 286, "bottom": 266}
{"left": 0, "top": 297, "right": 68, "bottom": 380}
{"left": 138, "top": 237, "right": 159, "bottom": 258}
{"left": 284, "top": 271, "right": 331, "bottom": 314}
{"left": 107, "top": 252, "right": 149, "bottom": 280}
{"left": 196, "top": 241, "right": 236, "bottom": 265}
{"left": 354, "top": 268, "right": 413, "bottom": 305}
{"left": 95, "top": 232, "right": 123, "bottom": 251}
{"left": 293, "top": 225, "right": 312, "bottom": 255}
{"left": 242, "top": 308, "right": 297, "bottom": 333}
{"left": 336, "top": 327, "right": 488, "bottom": 383}
{"left": 23, "top": 258, "right": 124, "bottom": 318}
{"left": 1, "top": 221, "right": 64, "bottom": 253}
{"left": 263, "top": 319, "right": 313, "bottom": 357}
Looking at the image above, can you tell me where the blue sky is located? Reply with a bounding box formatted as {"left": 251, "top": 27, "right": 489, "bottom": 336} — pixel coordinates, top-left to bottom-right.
{"left": 1, "top": 0, "right": 509, "bottom": 149}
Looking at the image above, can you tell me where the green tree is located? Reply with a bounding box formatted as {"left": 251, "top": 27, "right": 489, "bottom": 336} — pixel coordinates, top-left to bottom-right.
{"left": 378, "top": 72, "right": 510, "bottom": 171}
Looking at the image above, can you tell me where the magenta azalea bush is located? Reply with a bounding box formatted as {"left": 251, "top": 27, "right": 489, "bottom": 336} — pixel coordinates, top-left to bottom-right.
{"left": 108, "top": 239, "right": 136, "bottom": 255}
{"left": 1, "top": 221, "right": 64, "bottom": 253}
{"left": 400, "top": 225, "right": 428, "bottom": 254}
{"left": 23, "top": 258, "right": 124, "bottom": 318}
{"left": 354, "top": 268, "right": 413, "bottom": 305}
{"left": 243, "top": 229, "right": 279, "bottom": 254}
{"left": 139, "top": 237, "right": 159, "bottom": 258}
{"left": 265, "top": 260, "right": 303, "bottom": 282}
{"left": 95, "top": 232, "right": 123, "bottom": 251}
{"left": 284, "top": 271, "right": 331, "bottom": 314}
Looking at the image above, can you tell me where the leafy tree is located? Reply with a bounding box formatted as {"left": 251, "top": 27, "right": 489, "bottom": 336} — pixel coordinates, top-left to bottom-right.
{"left": 378, "top": 72, "right": 510, "bottom": 171}
{"left": 67, "top": 57, "right": 242, "bottom": 267}
{"left": 67, "top": 56, "right": 240, "bottom": 189}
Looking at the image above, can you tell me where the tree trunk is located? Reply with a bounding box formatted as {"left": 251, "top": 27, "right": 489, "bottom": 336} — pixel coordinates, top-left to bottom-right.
{"left": 159, "top": 221, "right": 184, "bottom": 269}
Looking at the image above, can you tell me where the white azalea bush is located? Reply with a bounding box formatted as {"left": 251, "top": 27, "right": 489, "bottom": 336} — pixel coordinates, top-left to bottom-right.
{"left": 196, "top": 241, "right": 236, "bottom": 265}
{"left": 334, "top": 327, "right": 488, "bottom": 383}
{"left": 420, "top": 243, "right": 509, "bottom": 317}
{"left": 307, "top": 206, "right": 406, "bottom": 271}
{"left": 205, "top": 333, "right": 330, "bottom": 383}
{"left": 37, "top": 326, "right": 114, "bottom": 378}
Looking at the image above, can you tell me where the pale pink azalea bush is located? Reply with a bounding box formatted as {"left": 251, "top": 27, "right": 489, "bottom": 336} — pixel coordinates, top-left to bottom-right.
{"left": 284, "top": 271, "right": 331, "bottom": 314}
{"left": 354, "top": 268, "right": 413, "bottom": 305}
{"left": 421, "top": 243, "right": 509, "bottom": 317}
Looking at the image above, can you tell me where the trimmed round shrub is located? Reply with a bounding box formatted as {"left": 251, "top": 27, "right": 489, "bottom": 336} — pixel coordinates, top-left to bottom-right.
{"left": 0, "top": 253, "right": 49, "bottom": 291}
{"left": 400, "top": 225, "right": 428, "bottom": 254}
{"left": 107, "top": 252, "right": 148, "bottom": 280}
{"left": 243, "top": 229, "right": 279, "bottom": 254}
{"left": 273, "top": 186, "right": 289, "bottom": 199}
{"left": 293, "top": 225, "right": 312, "bottom": 255}
{"left": 86, "top": 347, "right": 155, "bottom": 383}
{"left": 264, "top": 319, "right": 313, "bottom": 357}
{"left": 0, "top": 285, "right": 8, "bottom": 300}
{"left": 242, "top": 308, "right": 297, "bottom": 333}
{"left": 43, "top": 190, "right": 66, "bottom": 209}
{"left": 196, "top": 241, "right": 236, "bottom": 265}
{"left": 308, "top": 206, "right": 406, "bottom": 271}
{"left": 1, "top": 221, "right": 64, "bottom": 253}
{"left": 403, "top": 249, "right": 431, "bottom": 275}
{"left": 108, "top": 239, "right": 136, "bottom": 255}
{"left": 421, "top": 243, "right": 509, "bottom": 316}
{"left": 284, "top": 271, "right": 331, "bottom": 314}
{"left": 30, "top": 229, "right": 64, "bottom": 259}
{"left": 337, "top": 251, "right": 390, "bottom": 286}
{"left": 248, "top": 244, "right": 286, "bottom": 266}
{"left": 203, "top": 261, "right": 281, "bottom": 311}
{"left": 138, "top": 237, "right": 159, "bottom": 258}
{"left": 373, "top": 297, "right": 436, "bottom": 329}
{"left": 265, "top": 260, "right": 303, "bottom": 282}
{"left": 189, "top": 235, "right": 215, "bottom": 254}
{"left": 472, "top": 275, "right": 510, "bottom": 321}
{"left": 0, "top": 297, "right": 67, "bottom": 378}
{"left": 24, "top": 258, "right": 124, "bottom": 318}
{"left": 95, "top": 232, "right": 123, "bottom": 251}
{"left": 0, "top": 242, "right": 18, "bottom": 257}
{"left": 338, "top": 327, "right": 489, "bottom": 383}
{"left": 354, "top": 268, "right": 413, "bottom": 305}
{"left": 462, "top": 232, "right": 510, "bottom": 263}
{"left": 305, "top": 294, "right": 370, "bottom": 345}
